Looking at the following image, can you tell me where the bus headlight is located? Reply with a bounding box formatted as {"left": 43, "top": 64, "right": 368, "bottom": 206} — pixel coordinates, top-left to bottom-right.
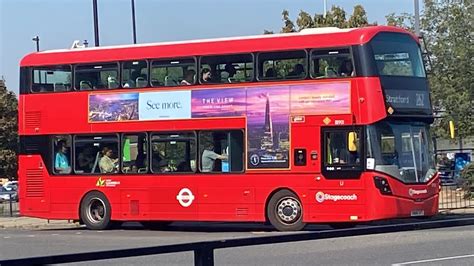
{"left": 374, "top": 176, "right": 392, "bottom": 195}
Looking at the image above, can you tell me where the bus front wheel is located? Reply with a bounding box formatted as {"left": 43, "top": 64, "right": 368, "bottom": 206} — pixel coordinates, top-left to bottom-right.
{"left": 267, "top": 190, "right": 306, "bottom": 231}
{"left": 80, "top": 191, "right": 112, "bottom": 230}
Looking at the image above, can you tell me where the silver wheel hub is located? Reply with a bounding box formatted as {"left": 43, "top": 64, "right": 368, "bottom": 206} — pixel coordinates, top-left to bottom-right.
{"left": 87, "top": 198, "right": 106, "bottom": 224}
{"left": 276, "top": 197, "right": 301, "bottom": 223}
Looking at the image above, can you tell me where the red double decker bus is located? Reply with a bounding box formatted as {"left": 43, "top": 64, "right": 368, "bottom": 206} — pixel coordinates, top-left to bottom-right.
{"left": 18, "top": 26, "right": 439, "bottom": 231}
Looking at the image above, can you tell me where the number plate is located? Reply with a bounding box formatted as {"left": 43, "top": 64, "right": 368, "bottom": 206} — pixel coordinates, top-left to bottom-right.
{"left": 410, "top": 210, "right": 425, "bottom": 217}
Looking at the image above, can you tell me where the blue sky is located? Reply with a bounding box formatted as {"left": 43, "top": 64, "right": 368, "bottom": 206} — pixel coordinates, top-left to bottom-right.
{"left": 0, "top": 0, "right": 417, "bottom": 95}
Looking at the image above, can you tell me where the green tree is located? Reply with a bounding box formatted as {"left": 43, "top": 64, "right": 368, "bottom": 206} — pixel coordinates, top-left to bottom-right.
{"left": 385, "top": 12, "right": 414, "bottom": 32}
{"left": 269, "top": 5, "right": 373, "bottom": 33}
{"left": 296, "top": 10, "right": 314, "bottom": 31}
{"left": 422, "top": 0, "right": 474, "bottom": 138}
{"left": 348, "top": 5, "right": 369, "bottom": 27}
{"left": 0, "top": 79, "right": 18, "bottom": 179}
{"left": 281, "top": 10, "right": 296, "bottom": 33}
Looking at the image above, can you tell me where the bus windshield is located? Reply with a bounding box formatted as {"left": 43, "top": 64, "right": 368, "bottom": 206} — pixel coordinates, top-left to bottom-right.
{"left": 367, "top": 121, "right": 436, "bottom": 183}
{"left": 371, "top": 33, "right": 426, "bottom": 78}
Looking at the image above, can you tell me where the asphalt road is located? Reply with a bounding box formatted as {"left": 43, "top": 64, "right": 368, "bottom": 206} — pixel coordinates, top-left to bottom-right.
{"left": 1, "top": 222, "right": 474, "bottom": 265}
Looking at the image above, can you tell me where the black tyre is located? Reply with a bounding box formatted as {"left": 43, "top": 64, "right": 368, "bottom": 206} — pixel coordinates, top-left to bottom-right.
{"left": 80, "top": 191, "right": 112, "bottom": 230}
{"left": 267, "top": 190, "right": 306, "bottom": 231}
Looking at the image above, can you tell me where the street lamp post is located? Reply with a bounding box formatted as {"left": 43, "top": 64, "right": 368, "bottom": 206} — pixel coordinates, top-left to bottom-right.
{"left": 32, "top": 36, "right": 40, "bottom": 52}
{"left": 414, "top": 0, "right": 420, "bottom": 36}
{"left": 93, "top": 0, "right": 100, "bottom": 46}
{"left": 131, "top": 0, "right": 137, "bottom": 44}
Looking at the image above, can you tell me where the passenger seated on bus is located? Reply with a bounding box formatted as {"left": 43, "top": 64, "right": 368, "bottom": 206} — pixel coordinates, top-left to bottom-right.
{"left": 123, "top": 71, "right": 138, "bottom": 88}
{"left": 99, "top": 147, "right": 118, "bottom": 173}
{"left": 201, "top": 144, "right": 227, "bottom": 172}
{"left": 55, "top": 140, "right": 70, "bottom": 174}
{"left": 180, "top": 69, "right": 195, "bottom": 85}
{"left": 201, "top": 68, "right": 212, "bottom": 83}
{"left": 265, "top": 68, "right": 276, "bottom": 79}
{"left": 107, "top": 75, "right": 119, "bottom": 89}
{"left": 223, "top": 64, "right": 237, "bottom": 83}
{"left": 288, "top": 63, "right": 305, "bottom": 78}
{"left": 339, "top": 60, "right": 355, "bottom": 77}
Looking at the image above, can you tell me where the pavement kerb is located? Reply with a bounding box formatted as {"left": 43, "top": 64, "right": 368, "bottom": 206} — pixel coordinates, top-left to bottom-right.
{"left": 0, "top": 217, "right": 81, "bottom": 230}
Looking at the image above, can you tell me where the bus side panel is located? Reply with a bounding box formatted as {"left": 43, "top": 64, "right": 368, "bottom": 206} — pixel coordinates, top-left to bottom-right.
{"left": 18, "top": 155, "right": 51, "bottom": 217}
{"left": 355, "top": 78, "right": 387, "bottom": 125}
{"left": 197, "top": 175, "right": 256, "bottom": 221}
{"left": 307, "top": 178, "right": 367, "bottom": 222}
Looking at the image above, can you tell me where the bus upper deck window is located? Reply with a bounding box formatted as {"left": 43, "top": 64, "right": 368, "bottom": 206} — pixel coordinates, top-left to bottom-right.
{"left": 74, "top": 63, "right": 119, "bottom": 90}
{"left": 31, "top": 65, "right": 72, "bottom": 93}
{"left": 310, "top": 48, "right": 354, "bottom": 79}
{"left": 200, "top": 54, "right": 253, "bottom": 84}
{"left": 257, "top": 50, "right": 307, "bottom": 81}
{"left": 150, "top": 58, "right": 196, "bottom": 87}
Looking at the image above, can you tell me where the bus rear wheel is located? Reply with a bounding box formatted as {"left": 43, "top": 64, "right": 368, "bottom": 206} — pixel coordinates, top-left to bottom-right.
{"left": 80, "top": 191, "right": 112, "bottom": 230}
{"left": 267, "top": 190, "right": 306, "bottom": 231}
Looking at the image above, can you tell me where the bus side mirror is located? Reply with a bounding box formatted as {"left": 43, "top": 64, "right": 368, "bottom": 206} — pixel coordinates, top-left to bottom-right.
{"left": 348, "top": 132, "right": 358, "bottom": 152}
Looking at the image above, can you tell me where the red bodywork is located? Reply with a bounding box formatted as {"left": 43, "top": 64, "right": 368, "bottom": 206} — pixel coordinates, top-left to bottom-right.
{"left": 18, "top": 26, "right": 438, "bottom": 223}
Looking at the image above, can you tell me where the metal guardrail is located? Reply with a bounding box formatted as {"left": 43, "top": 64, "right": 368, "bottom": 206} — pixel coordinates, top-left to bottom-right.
{"left": 0, "top": 191, "right": 18, "bottom": 217}
{"left": 438, "top": 169, "right": 474, "bottom": 210}
{"left": 1, "top": 217, "right": 474, "bottom": 266}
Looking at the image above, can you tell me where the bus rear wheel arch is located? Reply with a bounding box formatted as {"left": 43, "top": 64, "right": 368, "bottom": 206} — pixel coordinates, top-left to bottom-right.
{"left": 266, "top": 189, "right": 306, "bottom": 231}
{"left": 80, "top": 191, "right": 112, "bottom": 230}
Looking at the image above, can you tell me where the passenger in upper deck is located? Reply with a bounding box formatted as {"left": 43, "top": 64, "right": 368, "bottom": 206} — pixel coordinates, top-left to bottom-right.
{"left": 223, "top": 64, "right": 237, "bottom": 83}
{"left": 181, "top": 69, "right": 195, "bottom": 85}
{"left": 201, "top": 68, "right": 212, "bottom": 83}
{"left": 288, "top": 63, "right": 305, "bottom": 78}
{"left": 339, "top": 60, "right": 355, "bottom": 77}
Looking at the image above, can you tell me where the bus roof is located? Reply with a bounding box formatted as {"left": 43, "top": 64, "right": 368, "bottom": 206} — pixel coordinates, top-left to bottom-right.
{"left": 20, "top": 26, "right": 416, "bottom": 66}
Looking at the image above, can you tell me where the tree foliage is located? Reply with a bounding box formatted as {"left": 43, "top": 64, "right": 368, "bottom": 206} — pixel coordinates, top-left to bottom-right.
{"left": 267, "top": 5, "right": 372, "bottom": 34}
{"left": 0, "top": 79, "right": 18, "bottom": 179}
{"left": 386, "top": 1, "right": 474, "bottom": 138}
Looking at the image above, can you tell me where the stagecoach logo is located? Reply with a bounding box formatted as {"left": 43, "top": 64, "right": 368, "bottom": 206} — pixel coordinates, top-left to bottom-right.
{"left": 176, "top": 188, "right": 195, "bottom": 207}
{"left": 96, "top": 177, "right": 121, "bottom": 188}
{"left": 408, "top": 188, "right": 428, "bottom": 196}
{"left": 315, "top": 191, "right": 358, "bottom": 203}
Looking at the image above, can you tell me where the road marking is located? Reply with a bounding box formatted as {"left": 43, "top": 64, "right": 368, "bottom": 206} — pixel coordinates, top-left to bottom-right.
{"left": 4, "top": 236, "right": 11, "bottom": 239}
{"left": 393, "top": 254, "right": 474, "bottom": 265}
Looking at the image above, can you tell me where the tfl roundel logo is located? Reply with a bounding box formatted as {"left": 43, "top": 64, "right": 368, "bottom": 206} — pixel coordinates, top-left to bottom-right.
{"left": 176, "top": 188, "right": 195, "bottom": 207}
{"left": 315, "top": 191, "right": 325, "bottom": 203}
